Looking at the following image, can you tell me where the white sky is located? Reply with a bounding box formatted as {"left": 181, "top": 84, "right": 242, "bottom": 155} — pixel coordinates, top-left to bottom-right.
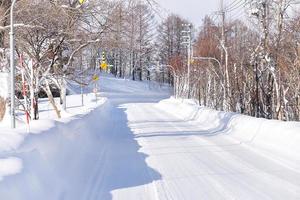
{"left": 155, "top": 0, "right": 247, "bottom": 27}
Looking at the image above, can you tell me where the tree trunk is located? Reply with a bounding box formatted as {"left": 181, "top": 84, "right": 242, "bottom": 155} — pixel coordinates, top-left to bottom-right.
{"left": 138, "top": 69, "right": 142, "bottom": 81}
{"left": 0, "top": 96, "right": 6, "bottom": 121}
{"left": 43, "top": 80, "right": 61, "bottom": 119}
{"left": 132, "top": 69, "right": 135, "bottom": 81}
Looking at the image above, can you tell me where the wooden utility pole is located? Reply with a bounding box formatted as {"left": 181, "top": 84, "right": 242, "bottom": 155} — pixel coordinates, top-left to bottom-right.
{"left": 219, "top": 0, "right": 230, "bottom": 111}
{"left": 182, "top": 24, "right": 192, "bottom": 99}
{"left": 220, "top": 0, "right": 225, "bottom": 48}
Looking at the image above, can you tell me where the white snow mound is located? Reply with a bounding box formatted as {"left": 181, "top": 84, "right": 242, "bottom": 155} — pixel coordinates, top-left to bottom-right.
{"left": 0, "top": 157, "right": 23, "bottom": 181}
{"left": 157, "top": 98, "right": 300, "bottom": 160}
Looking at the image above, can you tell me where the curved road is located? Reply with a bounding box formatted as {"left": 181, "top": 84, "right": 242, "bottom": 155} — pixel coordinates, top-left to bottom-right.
{"left": 0, "top": 75, "right": 299, "bottom": 200}
{"left": 97, "top": 76, "right": 300, "bottom": 200}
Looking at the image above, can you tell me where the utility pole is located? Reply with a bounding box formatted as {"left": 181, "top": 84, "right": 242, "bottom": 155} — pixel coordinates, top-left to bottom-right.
{"left": 219, "top": 0, "right": 229, "bottom": 110}
{"left": 220, "top": 0, "right": 225, "bottom": 49}
{"left": 187, "top": 35, "right": 191, "bottom": 98}
{"left": 220, "top": 0, "right": 225, "bottom": 110}
{"left": 10, "top": 0, "right": 17, "bottom": 129}
{"left": 182, "top": 24, "right": 192, "bottom": 99}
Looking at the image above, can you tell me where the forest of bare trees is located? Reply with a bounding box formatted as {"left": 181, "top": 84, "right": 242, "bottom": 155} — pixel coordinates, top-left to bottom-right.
{"left": 0, "top": 0, "right": 299, "bottom": 121}
{"left": 190, "top": 0, "right": 300, "bottom": 121}
{"left": 157, "top": 0, "right": 300, "bottom": 121}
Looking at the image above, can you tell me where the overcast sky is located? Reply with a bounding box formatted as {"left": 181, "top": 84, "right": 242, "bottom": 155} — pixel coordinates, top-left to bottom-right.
{"left": 155, "top": 0, "right": 245, "bottom": 27}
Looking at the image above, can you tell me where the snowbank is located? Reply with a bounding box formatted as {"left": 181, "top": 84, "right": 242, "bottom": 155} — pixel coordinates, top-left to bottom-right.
{"left": 0, "top": 157, "right": 22, "bottom": 181}
{"left": 0, "top": 93, "right": 106, "bottom": 182}
{"left": 0, "top": 93, "right": 105, "bottom": 151}
{"left": 156, "top": 98, "right": 300, "bottom": 160}
{"left": 0, "top": 99, "right": 113, "bottom": 199}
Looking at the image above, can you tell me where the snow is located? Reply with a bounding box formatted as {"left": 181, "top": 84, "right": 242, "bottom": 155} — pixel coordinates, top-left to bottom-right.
{"left": 0, "top": 157, "right": 22, "bottom": 181}
{"left": 0, "top": 74, "right": 299, "bottom": 200}
{"left": 156, "top": 98, "right": 300, "bottom": 171}
{"left": 0, "top": 84, "right": 106, "bottom": 189}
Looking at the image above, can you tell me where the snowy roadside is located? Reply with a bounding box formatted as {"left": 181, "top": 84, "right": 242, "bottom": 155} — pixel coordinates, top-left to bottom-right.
{"left": 0, "top": 73, "right": 170, "bottom": 185}
{"left": 0, "top": 92, "right": 106, "bottom": 182}
{"left": 0, "top": 75, "right": 171, "bottom": 200}
{"left": 156, "top": 97, "right": 300, "bottom": 167}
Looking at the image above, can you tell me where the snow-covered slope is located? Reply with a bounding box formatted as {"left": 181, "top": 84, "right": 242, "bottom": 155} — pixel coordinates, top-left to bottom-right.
{"left": 156, "top": 98, "right": 300, "bottom": 169}
{"left": 0, "top": 90, "right": 106, "bottom": 187}
{"left": 0, "top": 100, "right": 109, "bottom": 199}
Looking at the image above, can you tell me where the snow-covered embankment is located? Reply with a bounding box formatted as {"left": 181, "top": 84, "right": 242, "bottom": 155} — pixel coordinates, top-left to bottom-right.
{"left": 156, "top": 98, "right": 300, "bottom": 163}
{"left": 0, "top": 93, "right": 106, "bottom": 183}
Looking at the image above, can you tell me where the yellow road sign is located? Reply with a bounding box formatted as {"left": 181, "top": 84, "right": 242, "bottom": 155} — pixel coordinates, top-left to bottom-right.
{"left": 79, "top": 0, "right": 85, "bottom": 5}
{"left": 92, "top": 74, "right": 99, "bottom": 81}
{"left": 101, "top": 62, "right": 108, "bottom": 70}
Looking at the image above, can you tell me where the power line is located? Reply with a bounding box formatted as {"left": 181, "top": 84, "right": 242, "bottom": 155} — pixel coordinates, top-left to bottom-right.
{"left": 224, "top": 0, "right": 241, "bottom": 10}
{"left": 225, "top": 0, "right": 247, "bottom": 13}
{"left": 224, "top": 0, "right": 243, "bottom": 11}
{"left": 228, "top": 1, "right": 247, "bottom": 20}
{"left": 230, "top": 8, "right": 246, "bottom": 20}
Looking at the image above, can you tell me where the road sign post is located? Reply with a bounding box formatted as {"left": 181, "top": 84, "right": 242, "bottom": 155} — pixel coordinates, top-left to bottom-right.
{"left": 92, "top": 74, "right": 99, "bottom": 104}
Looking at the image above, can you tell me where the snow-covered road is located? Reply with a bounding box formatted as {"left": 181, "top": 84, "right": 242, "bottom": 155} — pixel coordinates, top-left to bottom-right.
{"left": 0, "top": 75, "right": 299, "bottom": 199}
{"left": 127, "top": 104, "right": 300, "bottom": 200}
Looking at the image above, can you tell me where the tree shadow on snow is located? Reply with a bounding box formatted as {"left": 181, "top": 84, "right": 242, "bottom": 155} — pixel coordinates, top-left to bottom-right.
{"left": 83, "top": 103, "right": 162, "bottom": 200}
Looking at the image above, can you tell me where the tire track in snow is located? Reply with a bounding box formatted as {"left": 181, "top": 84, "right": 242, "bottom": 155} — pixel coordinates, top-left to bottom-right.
{"left": 131, "top": 103, "right": 240, "bottom": 200}
{"left": 144, "top": 103, "right": 300, "bottom": 199}
{"left": 130, "top": 103, "right": 169, "bottom": 200}
{"left": 82, "top": 146, "right": 108, "bottom": 200}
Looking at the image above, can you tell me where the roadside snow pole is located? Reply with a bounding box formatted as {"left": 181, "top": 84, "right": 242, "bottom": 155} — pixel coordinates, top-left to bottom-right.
{"left": 10, "top": 0, "right": 17, "bottom": 129}
{"left": 92, "top": 74, "right": 99, "bottom": 104}
{"left": 80, "top": 56, "right": 84, "bottom": 107}
{"left": 62, "top": 74, "right": 67, "bottom": 111}
{"left": 81, "top": 81, "right": 84, "bottom": 106}
{"left": 20, "top": 55, "right": 30, "bottom": 131}
{"left": 94, "top": 87, "right": 97, "bottom": 104}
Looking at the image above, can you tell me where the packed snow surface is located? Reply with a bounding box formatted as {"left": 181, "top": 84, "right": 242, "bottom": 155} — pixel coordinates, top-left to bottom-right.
{"left": 0, "top": 74, "right": 299, "bottom": 200}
